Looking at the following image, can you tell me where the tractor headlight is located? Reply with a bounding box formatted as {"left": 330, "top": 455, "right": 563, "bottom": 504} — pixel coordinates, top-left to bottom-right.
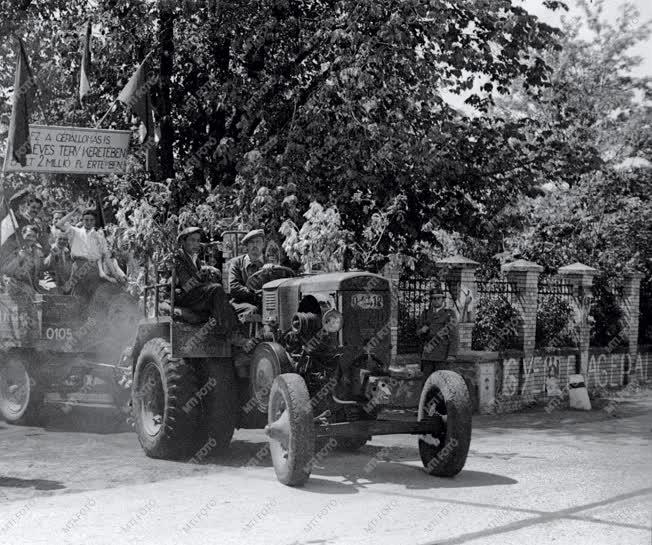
{"left": 322, "top": 309, "right": 343, "bottom": 333}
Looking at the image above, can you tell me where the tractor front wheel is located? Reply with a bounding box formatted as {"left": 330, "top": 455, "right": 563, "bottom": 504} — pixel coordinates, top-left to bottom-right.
{"left": 266, "top": 373, "right": 315, "bottom": 486}
{"left": 418, "top": 370, "right": 472, "bottom": 477}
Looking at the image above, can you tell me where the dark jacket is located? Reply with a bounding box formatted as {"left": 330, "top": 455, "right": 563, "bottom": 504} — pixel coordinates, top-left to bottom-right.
{"left": 418, "top": 306, "right": 459, "bottom": 361}
{"left": 173, "top": 249, "right": 222, "bottom": 301}
{"left": 2, "top": 245, "right": 42, "bottom": 290}
{"left": 228, "top": 254, "right": 260, "bottom": 304}
{"left": 174, "top": 249, "right": 203, "bottom": 297}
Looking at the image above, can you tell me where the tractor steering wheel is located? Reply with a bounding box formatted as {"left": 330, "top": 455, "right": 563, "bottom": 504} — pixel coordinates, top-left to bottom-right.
{"left": 246, "top": 265, "right": 295, "bottom": 293}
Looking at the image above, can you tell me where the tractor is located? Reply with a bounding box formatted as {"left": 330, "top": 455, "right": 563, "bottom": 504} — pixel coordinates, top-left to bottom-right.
{"left": 130, "top": 230, "right": 473, "bottom": 486}
{"left": 0, "top": 280, "right": 139, "bottom": 425}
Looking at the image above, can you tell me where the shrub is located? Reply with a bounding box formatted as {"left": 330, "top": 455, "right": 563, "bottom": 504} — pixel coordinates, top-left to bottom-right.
{"left": 472, "top": 297, "right": 521, "bottom": 351}
{"left": 590, "top": 277, "right": 624, "bottom": 347}
{"left": 536, "top": 295, "right": 577, "bottom": 348}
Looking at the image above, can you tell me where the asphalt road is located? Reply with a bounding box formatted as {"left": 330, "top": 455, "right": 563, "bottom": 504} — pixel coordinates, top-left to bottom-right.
{"left": 1, "top": 397, "right": 651, "bottom": 545}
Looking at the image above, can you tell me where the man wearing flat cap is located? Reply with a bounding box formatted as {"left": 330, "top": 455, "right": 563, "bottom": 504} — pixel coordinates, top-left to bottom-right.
{"left": 417, "top": 287, "right": 459, "bottom": 377}
{"left": 174, "top": 226, "right": 237, "bottom": 332}
{"left": 228, "top": 228, "right": 271, "bottom": 321}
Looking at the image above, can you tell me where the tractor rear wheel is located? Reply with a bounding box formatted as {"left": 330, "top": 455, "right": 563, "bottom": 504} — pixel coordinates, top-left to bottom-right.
{"left": 0, "top": 352, "right": 42, "bottom": 425}
{"left": 250, "top": 342, "right": 290, "bottom": 414}
{"left": 196, "top": 359, "right": 238, "bottom": 452}
{"left": 132, "top": 338, "right": 201, "bottom": 460}
{"left": 418, "top": 370, "right": 472, "bottom": 477}
{"left": 266, "top": 373, "right": 315, "bottom": 486}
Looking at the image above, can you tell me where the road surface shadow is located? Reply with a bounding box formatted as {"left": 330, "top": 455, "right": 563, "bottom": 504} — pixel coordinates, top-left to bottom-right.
{"left": 204, "top": 438, "right": 516, "bottom": 492}
{"left": 312, "top": 459, "right": 517, "bottom": 492}
{"left": 38, "top": 406, "right": 131, "bottom": 435}
{"left": 0, "top": 476, "right": 66, "bottom": 491}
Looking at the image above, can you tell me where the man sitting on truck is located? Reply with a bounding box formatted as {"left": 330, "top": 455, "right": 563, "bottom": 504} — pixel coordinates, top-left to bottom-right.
{"left": 228, "top": 228, "right": 274, "bottom": 322}
{"left": 174, "top": 226, "right": 237, "bottom": 333}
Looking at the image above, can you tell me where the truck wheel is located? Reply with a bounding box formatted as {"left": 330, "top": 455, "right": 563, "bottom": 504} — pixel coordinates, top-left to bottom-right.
{"left": 0, "top": 353, "right": 43, "bottom": 425}
{"left": 197, "top": 360, "right": 238, "bottom": 451}
{"left": 418, "top": 370, "right": 472, "bottom": 477}
{"left": 132, "top": 338, "right": 201, "bottom": 460}
{"left": 266, "top": 373, "right": 315, "bottom": 486}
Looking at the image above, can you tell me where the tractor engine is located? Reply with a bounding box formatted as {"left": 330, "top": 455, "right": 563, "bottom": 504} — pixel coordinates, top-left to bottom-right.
{"left": 262, "top": 272, "right": 393, "bottom": 401}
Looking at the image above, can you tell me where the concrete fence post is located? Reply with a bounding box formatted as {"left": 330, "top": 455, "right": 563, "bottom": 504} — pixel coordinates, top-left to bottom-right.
{"left": 501, "top": 259, "right": 544, "bottom": 358}
{"left": 619, "top": 272, "right": 643, "bottom": 361}
{"left": 558, "top": 262, "right": 599, "bottom": 376}
{"left": 435, "top": 255, "right": 480, "bottom": 350}
{"left": 381, "top": 257, "right": 401, "bottom": 365}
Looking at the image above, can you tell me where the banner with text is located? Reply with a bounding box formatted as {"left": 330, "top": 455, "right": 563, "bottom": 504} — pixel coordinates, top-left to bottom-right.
{"left": 5, "top": 124, "right": 130, "bottom": 175}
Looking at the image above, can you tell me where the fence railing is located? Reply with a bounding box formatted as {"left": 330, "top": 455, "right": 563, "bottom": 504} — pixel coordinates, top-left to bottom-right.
{"left": 397, "top": 276, "right": 440, "bottom": 354}
{"left": 537, "top": 277, "right": 574, "bottom": 304}
{"left": 477, "top": 279, "right": 517, "bottom": 303}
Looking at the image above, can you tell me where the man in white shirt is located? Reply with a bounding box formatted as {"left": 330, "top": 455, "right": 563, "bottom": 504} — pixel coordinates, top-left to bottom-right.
{"left": 55, "top": 207, "right": 108, "bottom": 301}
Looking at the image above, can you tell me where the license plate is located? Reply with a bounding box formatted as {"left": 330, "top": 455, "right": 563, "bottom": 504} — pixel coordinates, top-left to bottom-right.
{"left": 351, "top": 293, "right": 384, "bottom": 309}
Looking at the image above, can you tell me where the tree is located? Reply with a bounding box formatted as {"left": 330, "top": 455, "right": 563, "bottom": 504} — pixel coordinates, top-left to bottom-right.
{"left": 492, "top": 0, "right": 651, "bottom": 280}
{"left": 1, "top": 0, "right": 568, "bottom": 265}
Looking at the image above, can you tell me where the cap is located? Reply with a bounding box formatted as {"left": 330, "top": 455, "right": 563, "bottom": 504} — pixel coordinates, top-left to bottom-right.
{"left": 177, "top": 226, "right": 203, "bottom": 242}
{"left": 241, "top": 229, "right": 265, "bottom": 245}
{"left": 9, "top": 188, "right": 31, "bottom": 206}
{"left": 428, "top": 288, "right": 445, "bottom": 298}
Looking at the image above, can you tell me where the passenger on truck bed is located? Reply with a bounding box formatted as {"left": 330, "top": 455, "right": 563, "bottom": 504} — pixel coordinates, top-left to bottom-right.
{"left": 2, "top": 225, "right": 43, "bottom": 291}
{"left": 55, "top": 206, "right": 109, "bottom": 301}
{"left": 43, "top": 230, "right": 73, "bottom": 293}
{"left": 11, "top": 191, "right": 49, "bottom": 255}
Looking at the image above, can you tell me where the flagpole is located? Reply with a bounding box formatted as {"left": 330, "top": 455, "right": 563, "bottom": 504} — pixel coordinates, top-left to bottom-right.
{"left": 95, "top": 98, "right": 119, "bottom": 129}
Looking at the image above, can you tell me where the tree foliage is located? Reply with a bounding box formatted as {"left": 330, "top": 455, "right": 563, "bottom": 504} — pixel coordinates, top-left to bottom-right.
{"left": 1, "top": 0, "right": 570, "bottom": 265}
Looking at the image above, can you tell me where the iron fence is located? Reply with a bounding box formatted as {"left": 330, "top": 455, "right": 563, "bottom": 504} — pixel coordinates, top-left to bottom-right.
{"left": 397, "top": 275, "right": 440, "bottom": 354}
{"left": 476, "top": 278, "right": 517, "bottom": 303}
{"left": 537, "top": 277, "right": 574, "bottom": 304}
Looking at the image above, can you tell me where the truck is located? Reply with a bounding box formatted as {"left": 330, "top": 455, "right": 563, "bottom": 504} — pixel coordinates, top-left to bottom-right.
{"left": 0, "top": 281, "right": 139, "bottom": 425}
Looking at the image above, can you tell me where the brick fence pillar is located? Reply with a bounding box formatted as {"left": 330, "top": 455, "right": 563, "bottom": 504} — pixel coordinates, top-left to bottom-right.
{"left": 619, "top": 272, "right": 643, "bottom": 361}
{"left": 381, "top": 257, "right": 401, "bottom": 365}
{"left": 435, "top": 255, "right": 480, "bottom": 350}
{"left": 501, "top": 259, "right": 543, "bottom": 358}
{"left": 558, "top": 262, "right": 599, "bottom": 376}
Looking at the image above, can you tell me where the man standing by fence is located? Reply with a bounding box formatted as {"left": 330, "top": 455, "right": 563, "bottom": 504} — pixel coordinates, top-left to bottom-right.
{"left": 417, "top": 288, "right": 459, "bottom": 376}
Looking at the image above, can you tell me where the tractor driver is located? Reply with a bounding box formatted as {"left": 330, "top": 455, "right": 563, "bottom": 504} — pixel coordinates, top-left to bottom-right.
{"left": 228, "top": 228, "right": 273, "bottom": 322}
{"left": 174, "top": 226, "right": 238, "bottom": 333}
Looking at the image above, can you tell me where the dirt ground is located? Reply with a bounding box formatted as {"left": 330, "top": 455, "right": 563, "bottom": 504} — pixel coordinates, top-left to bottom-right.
{"left": 1, "top": 387, "right": 651, "bottom": 545}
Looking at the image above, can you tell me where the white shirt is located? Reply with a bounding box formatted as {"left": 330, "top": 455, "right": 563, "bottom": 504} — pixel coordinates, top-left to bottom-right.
{"left": 64, "top": 225, "right": 107, "bottom": 261}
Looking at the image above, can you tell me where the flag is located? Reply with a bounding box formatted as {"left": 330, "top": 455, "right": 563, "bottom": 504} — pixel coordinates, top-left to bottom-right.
{"left": 117, "top": 54, "right": 155, "bottom": 142}
{"left": 79, "top": 21, "right": 92, "bottom": 102}
{"left": 7, "top": 38, "right": 35, "bottom": 167}
{"left": 117, "top": 53, "right": 159, "bottom": 174}
{"left": 0, "top": 195, "right": 18, "bottom": 248}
